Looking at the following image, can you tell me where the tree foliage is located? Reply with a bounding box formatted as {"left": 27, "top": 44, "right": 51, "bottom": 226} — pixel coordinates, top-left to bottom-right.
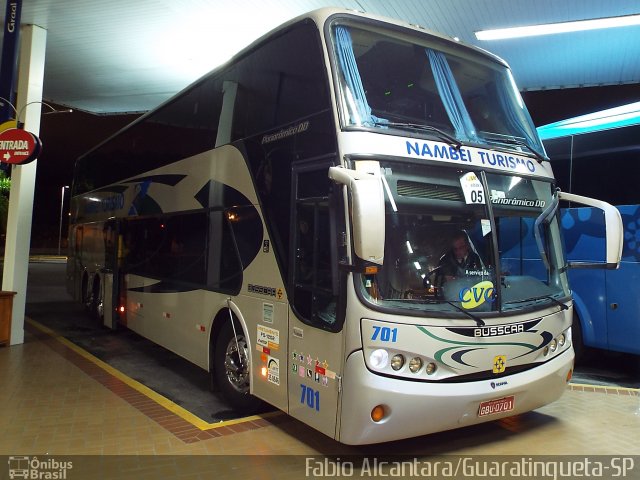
{"left": 0, "top": 170, "right": 10, "bottom": 236}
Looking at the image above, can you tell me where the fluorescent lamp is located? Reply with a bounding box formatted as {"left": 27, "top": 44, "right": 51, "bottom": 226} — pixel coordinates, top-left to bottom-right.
{"left": 406, "top": 241, "right": 414, "bottom": 254}
{"left": 475, "top": 14, "right": 640, "bottom": 40}
{"left": 537, "top": 102, "right": 640, "bottom": 140}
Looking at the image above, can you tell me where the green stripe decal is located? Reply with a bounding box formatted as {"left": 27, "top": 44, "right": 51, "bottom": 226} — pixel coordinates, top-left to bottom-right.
{"left": 417, "top": 326, "right": 538, "bottom": 369}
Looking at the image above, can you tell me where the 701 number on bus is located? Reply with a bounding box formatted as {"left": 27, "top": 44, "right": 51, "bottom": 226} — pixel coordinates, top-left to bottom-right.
{"left": 300, "top": 384, "right": 320, "bottom": 411}
{"left": 371, "top": 326, "right": 398, "bottom": 342}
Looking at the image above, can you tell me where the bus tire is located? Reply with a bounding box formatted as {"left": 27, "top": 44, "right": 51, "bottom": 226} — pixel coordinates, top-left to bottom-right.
{"left": 91, "top": 277, "right": 103, "bottom": 322}
{"left": 572, "top": 312, "right": 586, "bottom": 363}
{"left": 213, "top": 319, "right": 262, "bottom": 414}
{"left": 81, "top": 274, "right": 90, "bottom": 312}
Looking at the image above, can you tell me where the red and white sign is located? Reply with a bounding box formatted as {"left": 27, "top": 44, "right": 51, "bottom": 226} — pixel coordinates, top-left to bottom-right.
{"left": 0, "top": 128, "right": 42, "bottom": 165}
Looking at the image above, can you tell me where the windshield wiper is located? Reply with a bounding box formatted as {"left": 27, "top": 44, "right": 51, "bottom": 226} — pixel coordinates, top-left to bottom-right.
{"left": 504, "top": 295, "right": 568, "bottom": 311}
{"left": 479, "top": 132, "right": 547, "bottom": 164}
{"left": 394, "top": 297, "right": 485, "bottom": 326}
{"left": 372, "top": 121, "right": 462, "bottom": 149}
{"left": 443, "top": 300, "right": 486, "bottom": 326}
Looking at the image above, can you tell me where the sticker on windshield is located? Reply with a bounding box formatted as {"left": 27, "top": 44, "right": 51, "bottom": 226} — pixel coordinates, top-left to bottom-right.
{"left": 460, "top": 172, "right": 485, "bottom": 204}
{"left": 481, "top": 219, "right": 491, "bottom": 236}
{"left": 459, "top": 281, "right": 495, "bottom": 309}
{"left": 490, "top": 189, "right": 546, "bottom": 208}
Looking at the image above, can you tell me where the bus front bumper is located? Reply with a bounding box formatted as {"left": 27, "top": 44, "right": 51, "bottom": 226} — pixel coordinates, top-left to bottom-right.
{"left": 337, "top": 348, "right": 574, "bottom": 445}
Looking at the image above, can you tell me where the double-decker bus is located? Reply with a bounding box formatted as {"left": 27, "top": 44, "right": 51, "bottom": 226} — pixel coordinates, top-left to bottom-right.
{"left": 537, "top": 102, "right": 640, "bottom": 357}
{"left": 66, "top": 8, "right": 622, "bottom": 445}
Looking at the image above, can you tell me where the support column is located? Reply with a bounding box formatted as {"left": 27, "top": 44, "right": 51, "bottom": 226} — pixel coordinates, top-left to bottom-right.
{"left": 2, "top": 25, "right": 47, "bottom": 345}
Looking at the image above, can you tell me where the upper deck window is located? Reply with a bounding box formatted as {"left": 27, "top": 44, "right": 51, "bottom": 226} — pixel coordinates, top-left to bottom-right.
{"left": 330, "top": 22, "right": 545, "bottom": 157}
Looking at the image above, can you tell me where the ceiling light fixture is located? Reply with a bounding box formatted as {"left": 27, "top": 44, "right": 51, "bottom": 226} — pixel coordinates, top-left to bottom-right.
{"left": 475, "top": 13, "right": 640, "bottom": 40}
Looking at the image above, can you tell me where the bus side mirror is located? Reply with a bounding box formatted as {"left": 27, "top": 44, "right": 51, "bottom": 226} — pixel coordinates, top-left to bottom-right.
{"left": 329, "top": 166, "right": 385, "bottom": 265}
{"left": 558, "top": 191, "right": 623, "bottom": 269}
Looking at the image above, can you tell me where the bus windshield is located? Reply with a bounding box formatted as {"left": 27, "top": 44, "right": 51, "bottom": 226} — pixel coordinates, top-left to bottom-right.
{"left": 331, "top": 22, "right": 545, "bottom": 158}
{"left": 359, "top": 162, "right": 570, "bottom": 315}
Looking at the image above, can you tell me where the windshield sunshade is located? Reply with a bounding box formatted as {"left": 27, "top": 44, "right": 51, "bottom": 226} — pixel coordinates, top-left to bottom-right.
{"left": 332, "top": 23, "right": 545, "bottom": 156}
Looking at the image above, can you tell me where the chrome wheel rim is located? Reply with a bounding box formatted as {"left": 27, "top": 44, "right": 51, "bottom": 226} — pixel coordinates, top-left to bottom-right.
{"left": 224, "top": 334, "right": 250, "bottom": 393}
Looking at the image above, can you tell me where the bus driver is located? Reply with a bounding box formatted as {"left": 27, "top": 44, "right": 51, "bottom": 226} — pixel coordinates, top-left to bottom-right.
{"left": 437, "top": 231, "right": 482, "bottom": 284}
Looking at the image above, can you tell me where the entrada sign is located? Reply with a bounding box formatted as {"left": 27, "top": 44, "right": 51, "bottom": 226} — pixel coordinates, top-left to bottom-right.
{"left": 0, "top": 128, "right": 41, "bottom": 164}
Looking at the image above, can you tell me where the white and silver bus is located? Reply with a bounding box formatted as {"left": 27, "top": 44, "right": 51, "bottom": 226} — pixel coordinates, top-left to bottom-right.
{"left": 66, "top": 8, "right": 623, "bottom": 445}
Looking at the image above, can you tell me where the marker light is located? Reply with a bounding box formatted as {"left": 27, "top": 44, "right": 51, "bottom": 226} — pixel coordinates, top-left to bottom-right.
{"left": 261, "top": 366, "right": 267, "bottom": 377}
{"left": 409, "top": 357, "right": 423, "bottom": 373}
{"left": 371, "top": 405, "right": 386, "bottom": 422}
{"left": 390, "top": 354, "right": 405, "bottom": 371}
{"left": 370, "top": 349, "right": 389, "bottom": 369}
{"left": 119, "top": 306, "right": 125, "bottom": 313}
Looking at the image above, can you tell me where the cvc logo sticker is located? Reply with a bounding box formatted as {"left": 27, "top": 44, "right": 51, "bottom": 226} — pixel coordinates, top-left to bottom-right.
{"left": 459, "top": 281, "right": 495, "bottom": 309}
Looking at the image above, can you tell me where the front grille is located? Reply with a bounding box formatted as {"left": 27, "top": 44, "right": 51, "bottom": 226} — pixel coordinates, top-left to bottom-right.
{"left": 436, "top": 363, "right": 537, "bottom": 383}
{"left": 397, "top": 180, "right": 463, "bottom": 201}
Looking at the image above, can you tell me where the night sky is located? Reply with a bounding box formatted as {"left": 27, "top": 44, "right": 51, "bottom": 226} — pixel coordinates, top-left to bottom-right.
{"left": 24, "top": 83, "right": 639, "bottom": 252}
{"left": 30, "top": 109, "right": 139, "bottom": 249}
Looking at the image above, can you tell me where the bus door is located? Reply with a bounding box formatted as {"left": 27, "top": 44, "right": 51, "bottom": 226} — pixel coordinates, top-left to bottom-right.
{"left": 287, "top": 162, "right": 345, "bottom": 439}
{"left": 101, "top": 219, "right": 119, "bottom": 329}
{"left": 605, "top": 206, "right": 640, "bottom": 353}
{"left": 562, "top": 205, "right": 635, "bottom": 353}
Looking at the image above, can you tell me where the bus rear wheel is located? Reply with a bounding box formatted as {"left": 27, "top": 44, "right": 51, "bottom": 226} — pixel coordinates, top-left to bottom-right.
{"left": 90, "top": 278, "right": 103, "bottom": 322}
{"left": 214, "top": 319, "right": 262, "bottom": 414}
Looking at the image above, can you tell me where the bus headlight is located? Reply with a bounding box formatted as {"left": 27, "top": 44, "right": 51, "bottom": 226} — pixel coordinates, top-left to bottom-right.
{"left": 549, "top": 339, "right": 558, "bottom": 353}
{"left": 390, "top": 354, "right": 405, "bottom": 371}
{"left": 409, "top": 357, "right": 422, "bottom": 373}
{"left": 425, "top": 362, "right": 437, "bottom": 375}
{"left": 370, "top": 349, "right": 389, "bottom": 369}
{"left": 558, "top": 333, "right": 566, "bottom": 347}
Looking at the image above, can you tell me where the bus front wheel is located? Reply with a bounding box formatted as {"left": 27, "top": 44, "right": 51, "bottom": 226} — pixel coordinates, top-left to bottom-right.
{"left": 213, "top": 319, "right": 262, "bottom": 414}
{"left": 572, "top": 312, "right": 586, "bottom": 362}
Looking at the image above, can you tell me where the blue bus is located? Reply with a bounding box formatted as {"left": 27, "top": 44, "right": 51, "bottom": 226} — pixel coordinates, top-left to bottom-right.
{"left": 537, "top": 102, "right": 640, "bottom": 357}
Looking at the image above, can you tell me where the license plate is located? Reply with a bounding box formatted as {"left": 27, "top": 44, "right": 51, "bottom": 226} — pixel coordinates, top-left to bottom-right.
{"left": 478, "top": 395, "right": 515, "bottom": 417}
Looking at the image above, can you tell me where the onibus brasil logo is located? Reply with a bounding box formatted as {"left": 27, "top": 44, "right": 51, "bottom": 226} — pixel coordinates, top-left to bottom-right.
{"left": 8, "top": 456, "right": 72, "bottom": 479}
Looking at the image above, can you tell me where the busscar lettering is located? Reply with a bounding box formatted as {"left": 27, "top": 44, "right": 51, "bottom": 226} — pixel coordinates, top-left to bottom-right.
{"left": 474, "top": 324, "right": 524, "bottom": 337}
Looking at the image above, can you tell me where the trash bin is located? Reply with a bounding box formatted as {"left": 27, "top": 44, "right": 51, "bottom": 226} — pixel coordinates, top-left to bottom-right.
{"left": 0, "top": 291, "right": 17, "bottom": 346}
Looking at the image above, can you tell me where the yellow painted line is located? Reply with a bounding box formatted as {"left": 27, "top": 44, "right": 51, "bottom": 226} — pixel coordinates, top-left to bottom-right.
{"left": 26, "top": 317, "right": 283, "bottom": 430}
{"left": 569, "top": 381, "right": 639, "bottom": 393}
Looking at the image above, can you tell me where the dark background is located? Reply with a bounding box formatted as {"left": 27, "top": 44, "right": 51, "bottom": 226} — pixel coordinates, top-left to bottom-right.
{"left": 24, "top": 83, "right": 640, "bottom": 251}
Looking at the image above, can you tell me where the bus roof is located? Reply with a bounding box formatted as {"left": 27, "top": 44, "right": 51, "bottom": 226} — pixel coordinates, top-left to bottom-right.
{"left": 78, "top": 7, "right": 509, "bottom": 162}
{"left": 537, "top": 101, "right": 640, "bottom": 140}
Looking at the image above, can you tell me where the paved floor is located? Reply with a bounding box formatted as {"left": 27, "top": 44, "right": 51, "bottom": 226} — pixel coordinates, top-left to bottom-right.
{"left": 1, "top": 324, "right": 639, "bottom": 476}
{"left": 0, "top": 260, "right": 638, "bottom": 479}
